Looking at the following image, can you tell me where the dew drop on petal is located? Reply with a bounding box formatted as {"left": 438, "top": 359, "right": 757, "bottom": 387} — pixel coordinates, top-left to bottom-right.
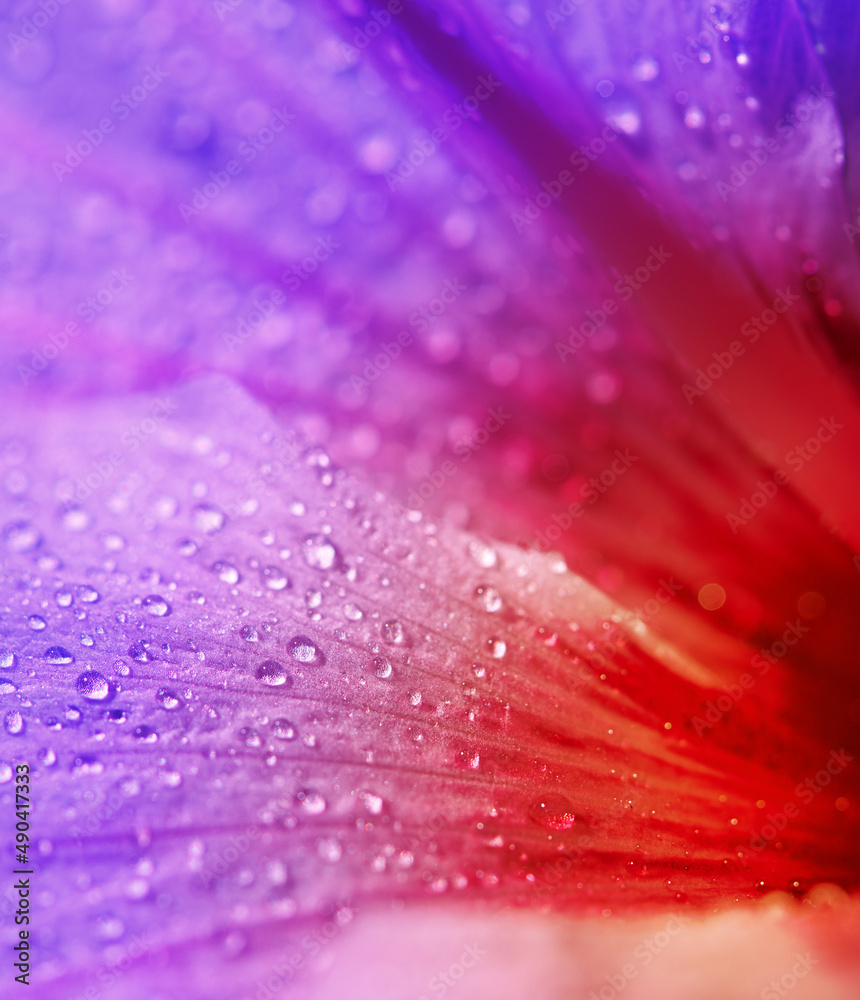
{"left": 3, "top": 520, "right": 41, "bottom": 552}
{"left": 256, "top": 660, "right": 289, "bottom": 686}
{"left": 486, "top": 637, "right": 507, "bottom": 658}
{"left": 287, "top": 636, "right": 323, "bottom": 665}
{"left": 0, "top": 650, "right": 18, "bottom": 669}
{"left": 297, "top": 789, "right": 326, "bottom": 815}
{"left": 529, "top": 794, "right": 576, "bottom": 830}
{"left": 359, "top": 791, "right": 383, "bottom": 815}
{"left": 373, "top": 657, "right": 392, "bottom": 679}
{"left": 155, "top": 688, "right": 182, "bottom": 710}
{"left": 142, "top": 595, "right": 171, "bottom": 617}
{"left": 4, "top": 711, "right": 24, "bottom": 735}
{"left": 381, "top": 620, "right": 405, "bottom": 644}
{"left": 302, "top": 533, "right": 339, "bottom": 570}
{"left": 475, "top": 585, "right": 503, "bottom": 613}
{"left": 241, "top": 625, "right": 259, "bottom": 642}
{"left": 212, "top": 561, "right": 240, "bottom": 585}
{"left": 134, "top": 725, "right": 158, "bottom": 743}
{"left": 272, "top": 718, "right": 296, "bottom": 740}
{"left": 177, "top": 538, "right": 198, "bottom": 557}
{"left": 45, "top": 646, "right": 75, "bottom": 664}
{"left": 60, "top": 504, "right": 91, "bottom": 531}
{"left": 261, "top": 566, "right": 291, "bottom": 591}
{"left": 28, "top": 615, "right": 47, "bottom": 631}
{"left": 468, "top": 540, "right": 498, "bottom": 568}
{"left": 192, "top": 504, "right": 225, "bottom": 534}
{"left": 78, "top": 585, "right": 100, "bottom": 604}
{"left": 76, "top": 671, "right": 111, "bottom": 701}
{"left": 128, "top": 642, "right": 154, "bottom": 662}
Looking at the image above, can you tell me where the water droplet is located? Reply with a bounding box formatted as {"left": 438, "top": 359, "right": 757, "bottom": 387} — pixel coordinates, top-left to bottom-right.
{"left": 128, "top": 642, "right": 154, "bottom": 662}
{"left": 78, "top": 585, "right": 99, "bottom": 604}
{"left": 55, "top": 590, "right": 73, "bottom": 607}
{"left": 373, "top": 656, "right": 392, "bottom": 679}
{"left": 0, "top": 650, "right": 17, "bottom": 669}
{"left": 475, "top": 585, "right": 503, "bottom": 613}
{"left": 212, "top": 561, "right": 240, "bottom": 585}
{"left": 142, "top": 595, "right": 171, "bottom": 617}
{"left": 256, "top": 660, "right": 289, "bottom": 686}
{"left": 288, "top": 636, "right": 323, "bottom": 665}
{"left": 261, "top": 566, "right": 291, "bottom": 591}
{"left": 241, "top": 625, "right": 260, "bottom": 642}
{"left": 343, "top": 603, "right": 363, "bottom": 621}
{"left": 297, "top": 789, "right": 326, "bottom": 815}
{"left": 239, "top": 727, "right": 262, "bottom": 748}
{"left": 305, "top": 590, "right": 322, "bottom": 609}
{"left": 133, "top": 725, "right": 158, "bottom": 743}
{"left": 94, "top": 913, "right": 125, "bottom": 941}
{"left": 530, "top": 794, "right": 576, "bottom": 830}
{"left": 44, "top": 646, "right": 74, "bottom": 664}
{"left": 155, "top": 688, "right": 182, "bottom": 710}
{"left": 468, "top": 540, "right": 498, "bottom": 568}
{"left": 27, "top": 615, "right": 47, "bottom": 631}
{"left": 302, "top": 533, "right": 339, "bottom": 570}
{"left": 76, "top": 671, "right": 111, "bottom": 701}
{"left": 177, "top": 538, "right": 198, "bottom": 557}
{"left": 60, "top": 503, "right": 91, "bottom": 531}
{"left": 486, "top": 637, "right": 506, "bottom": 658}
{"left": 101, "top": 532, "right": 126, "bottom": 553}
{"left": 381, "top": 620, "right": 405, "bottom": 644}
{"left": 193, "top": 504, "right": 225, "bottom": 534}
{"left": 0, "top": 681, "right": 17, "bottom": 695}
{"left": 3, "top": 520, "right": 41, "bottom": 552}
{"left": 359, "top": 790, "right": 383, "bottom": 815}
{"left": 4, "top": 711, "right": 24, "bottom": 735}
{"left": 272, "top": 718, "right": 296, "bottom": 740}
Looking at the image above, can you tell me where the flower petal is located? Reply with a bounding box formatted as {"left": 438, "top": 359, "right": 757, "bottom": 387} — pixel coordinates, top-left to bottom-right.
{"left": 1, "top": 377, "right": 858, "bottom": 996}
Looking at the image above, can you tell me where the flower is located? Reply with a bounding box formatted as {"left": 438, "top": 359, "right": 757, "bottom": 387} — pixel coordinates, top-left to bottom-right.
{"left": 1, "top": 1, "right": 860, "bottom": 998}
